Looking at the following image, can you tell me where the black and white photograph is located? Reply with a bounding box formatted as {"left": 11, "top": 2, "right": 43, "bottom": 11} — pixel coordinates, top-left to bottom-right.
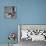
{"left": 4, "top": 6, "right": 16, "bottom": 19}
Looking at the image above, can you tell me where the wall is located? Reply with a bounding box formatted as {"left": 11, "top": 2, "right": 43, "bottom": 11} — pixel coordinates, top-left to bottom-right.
{"left": 0, "top": 0, "right": 19, "bottom": 44}
{"left": 0, "top": 0, "right": 46, "bottom": 44}
{"left": 19, "top": 0, "right": 46, "bottom": 24}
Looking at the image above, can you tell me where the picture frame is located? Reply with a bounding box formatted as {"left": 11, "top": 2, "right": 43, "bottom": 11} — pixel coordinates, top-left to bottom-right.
{"left": 4, "top": 6, "right": 16, "bottom": 19}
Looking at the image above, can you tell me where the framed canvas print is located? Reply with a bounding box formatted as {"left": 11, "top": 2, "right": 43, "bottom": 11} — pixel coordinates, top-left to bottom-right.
{"left": 18, "top": 24, "right": 46, "bottom": 41}
{"left": 18, "top": 24, "right": 46, "bottom": 46}
{"left": 4, "top": 6, "right": 16, "bottom": 19}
